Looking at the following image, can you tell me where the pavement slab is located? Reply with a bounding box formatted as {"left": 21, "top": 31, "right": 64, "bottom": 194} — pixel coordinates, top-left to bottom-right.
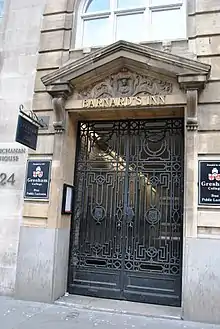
{"left": 0, "top": 296, "right": 220, "bottom": 329}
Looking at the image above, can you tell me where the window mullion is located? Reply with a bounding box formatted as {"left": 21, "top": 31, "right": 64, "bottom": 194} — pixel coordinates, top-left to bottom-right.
{"left": 181, "top": 0, "right": 187, "bottom": 38}
{"left": 111, "top": 0, "right": 116, "bottom": 43}
{"left": 146, "top": 0, "right": 151, "bottom": 41}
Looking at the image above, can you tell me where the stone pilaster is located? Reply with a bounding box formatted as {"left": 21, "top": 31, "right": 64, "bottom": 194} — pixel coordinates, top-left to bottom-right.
{"left": 178, "top": 75, "right": 206, "bottom": 237}
{"left": 186, "top": 89, "right": 198, "bottom": 132}
{"left": 184, "top": 89, "right": 198, "bottom": 238}
{"left": 181, "top": 85, "right": 199, "bottom": 321}
{"left": 46, "top": 84, "right": 75, "bottom": 228}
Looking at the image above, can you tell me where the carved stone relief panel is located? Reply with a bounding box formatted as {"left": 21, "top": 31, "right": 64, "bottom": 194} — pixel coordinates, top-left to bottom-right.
{"left": 77, "top": 68, "right": 173, "bottom": 100}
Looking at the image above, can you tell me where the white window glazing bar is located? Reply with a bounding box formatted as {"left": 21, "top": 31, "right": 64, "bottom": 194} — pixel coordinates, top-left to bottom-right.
{"left": 149, "top": 4, "right": 182, "bottom": 11}
{"left": 82, "top": 11, "right": 111, "bottom": 19}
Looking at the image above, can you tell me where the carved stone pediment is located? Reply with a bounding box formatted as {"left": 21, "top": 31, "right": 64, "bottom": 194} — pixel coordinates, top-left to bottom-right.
{"left": 77, "top": 69, "right": 173, "bottom": 100}
{"left": 41, "top": 40, "right": 211, "bottom": 133}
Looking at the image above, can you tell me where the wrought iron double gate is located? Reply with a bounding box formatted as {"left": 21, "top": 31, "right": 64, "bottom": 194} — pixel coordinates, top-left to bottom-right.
{"left": 68, "top": 118, "right": 184, "bottom": 306}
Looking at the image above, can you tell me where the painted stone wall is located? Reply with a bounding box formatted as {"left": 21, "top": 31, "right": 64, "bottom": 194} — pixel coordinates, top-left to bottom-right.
{"left": 0, "top": 0, "right": 46, "bottom": 295}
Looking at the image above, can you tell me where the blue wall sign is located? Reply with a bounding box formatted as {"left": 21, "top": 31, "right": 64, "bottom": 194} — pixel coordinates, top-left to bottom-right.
{"left": 198, "top": 160, "right": 220, "bottom": 206}
{"left": 24, "top": 160, "right": 51, "bottom": 199}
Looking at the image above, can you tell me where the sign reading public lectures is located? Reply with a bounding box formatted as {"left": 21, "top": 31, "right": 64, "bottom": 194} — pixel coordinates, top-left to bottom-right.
{"left": 24, "top": 160, "right": 51, "bottom": 199}
{"left": 198, "top": 161, "right": 220, "bottom": 206}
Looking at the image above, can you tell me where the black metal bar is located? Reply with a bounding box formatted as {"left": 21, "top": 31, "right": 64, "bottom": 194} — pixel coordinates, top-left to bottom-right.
{"left": 19, "top": 105, "right": 47, "bottom": 128}
{"left": 120, "top": 123, "right": 130, "bottom": 295}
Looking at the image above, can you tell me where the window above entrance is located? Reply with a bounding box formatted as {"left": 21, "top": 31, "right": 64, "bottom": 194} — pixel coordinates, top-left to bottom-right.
{"left": 0, "top": 0, "right": 4, "bottom": 17}
{"left": 75, "top": 0, "right": 186, "bottom": 48}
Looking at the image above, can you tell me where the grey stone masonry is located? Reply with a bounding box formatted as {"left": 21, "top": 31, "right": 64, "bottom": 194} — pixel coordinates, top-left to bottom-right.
{"left": 0, "top": 0, "right": 46, "bottom": 296}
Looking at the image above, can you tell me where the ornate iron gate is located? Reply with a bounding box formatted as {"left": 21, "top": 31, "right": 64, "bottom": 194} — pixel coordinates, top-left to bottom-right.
{"left": 68, "top": 118, "right": 184, "bottom": 306}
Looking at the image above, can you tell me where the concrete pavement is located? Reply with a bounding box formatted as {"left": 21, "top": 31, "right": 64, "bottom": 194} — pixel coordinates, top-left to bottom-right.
{"left": 1, "top": 296, "right": 220, "bottom": 329}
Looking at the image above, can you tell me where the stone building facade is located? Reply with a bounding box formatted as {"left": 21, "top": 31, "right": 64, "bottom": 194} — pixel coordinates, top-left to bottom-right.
{"left": 1, "top": 0, "right": 220, "bottom": 325}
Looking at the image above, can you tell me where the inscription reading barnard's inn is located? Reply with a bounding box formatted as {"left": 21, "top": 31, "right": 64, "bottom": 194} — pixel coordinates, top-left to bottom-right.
{"left": 78, "top": 69, "right": 173, "bottom": 107}
{"left": 82, "top": 95, "right": 166, "bottom": 109}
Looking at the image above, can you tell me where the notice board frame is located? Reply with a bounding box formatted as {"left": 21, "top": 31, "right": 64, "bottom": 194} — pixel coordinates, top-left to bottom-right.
{"left": 24, "top": 159, "right": 52, "bottom": 200}
{"left": 61, "top": 184, "right": 74, "bottom": 215}
{"left": 198, "top": 160, "right": 220, "bottom": 206}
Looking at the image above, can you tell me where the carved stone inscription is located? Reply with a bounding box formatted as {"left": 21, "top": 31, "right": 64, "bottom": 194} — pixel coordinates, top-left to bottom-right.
{"left": 82, "top": 95, "right": 166, "bottom": 108}
{"left": 78, "top": 69, "right": 173, "bottom": 100}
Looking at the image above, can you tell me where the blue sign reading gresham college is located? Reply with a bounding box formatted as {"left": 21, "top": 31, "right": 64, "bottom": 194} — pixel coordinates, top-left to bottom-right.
{"left": 24, "top": 160, "right": 51, "bottom": 199}
{"left": 198, "top": 161, "right": 220, "bottom": 205}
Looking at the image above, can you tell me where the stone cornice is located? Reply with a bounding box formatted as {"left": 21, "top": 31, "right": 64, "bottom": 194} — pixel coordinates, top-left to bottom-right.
{"left": 178, "top": 73, "right": 208, "bottom": 91}
{"left": 46, "top": 83, "right": 73, "bottom": 98}
{"left": 41, "top": 40, "right": 211, "bottom": 88}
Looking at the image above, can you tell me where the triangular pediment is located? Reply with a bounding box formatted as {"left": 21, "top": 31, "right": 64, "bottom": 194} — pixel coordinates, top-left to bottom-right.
{"left": 41, "top": 40, "right": 210, "bottom": 95}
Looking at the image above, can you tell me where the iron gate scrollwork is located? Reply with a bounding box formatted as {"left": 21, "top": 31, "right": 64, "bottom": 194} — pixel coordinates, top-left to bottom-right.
{"left": 68, "top": 118, "right": 184, "bottom": 306}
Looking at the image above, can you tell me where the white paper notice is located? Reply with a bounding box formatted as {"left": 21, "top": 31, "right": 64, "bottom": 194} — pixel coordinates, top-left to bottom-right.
{"left": 65, "top": 186, "right": 72, "bottom": 212}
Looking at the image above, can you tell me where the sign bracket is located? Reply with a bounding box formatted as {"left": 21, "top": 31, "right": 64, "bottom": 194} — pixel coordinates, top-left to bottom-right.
{"left": 19, "top": 104, "right": 48, "bottom": 129}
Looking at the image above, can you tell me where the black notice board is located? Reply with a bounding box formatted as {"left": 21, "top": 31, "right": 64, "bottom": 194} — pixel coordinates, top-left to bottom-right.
{"left": 198, "top": 161, "right": 220, "bottom": 206}
{"left": 24, "top": 160, "right": 51, "bottom": 199}
{"left": 16, "top": 115, "right": 38, "bottom": 150}
{"left": 61, "top": 184, "right": 74, "bottom": 215}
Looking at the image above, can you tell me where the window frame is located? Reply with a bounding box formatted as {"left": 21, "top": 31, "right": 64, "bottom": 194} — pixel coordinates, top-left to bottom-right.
{"left": 149, "top": 2, "right": 186, "bottom": 41}
{"left": 75, "top": 0, "right": 186, "bottom": 49}
{"left": 0, "top": 0, "right": 4, "bottom": 18}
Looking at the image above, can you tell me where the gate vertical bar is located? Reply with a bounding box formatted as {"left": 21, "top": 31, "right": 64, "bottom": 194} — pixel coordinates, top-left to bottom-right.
{"left": 120, "top": 121, "right": 130, "bottom": 295}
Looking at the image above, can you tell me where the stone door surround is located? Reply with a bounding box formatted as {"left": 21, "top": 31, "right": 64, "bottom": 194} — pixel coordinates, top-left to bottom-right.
{"left": 41, "top": 40, "right": 210, "bottom": 133}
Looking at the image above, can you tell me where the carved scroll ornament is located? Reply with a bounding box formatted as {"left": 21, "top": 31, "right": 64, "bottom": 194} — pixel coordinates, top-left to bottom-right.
{"left": 51, "top": 87, "right": 72, "bottom": 134}
{"left": 78, "top": 69, "right": 173, "bottom": 99}
{"left": 52, "top": 97, "right": 66, "bottom": 134}
{"left": 186, "top": 89, "right": 198, "bottom": 131}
